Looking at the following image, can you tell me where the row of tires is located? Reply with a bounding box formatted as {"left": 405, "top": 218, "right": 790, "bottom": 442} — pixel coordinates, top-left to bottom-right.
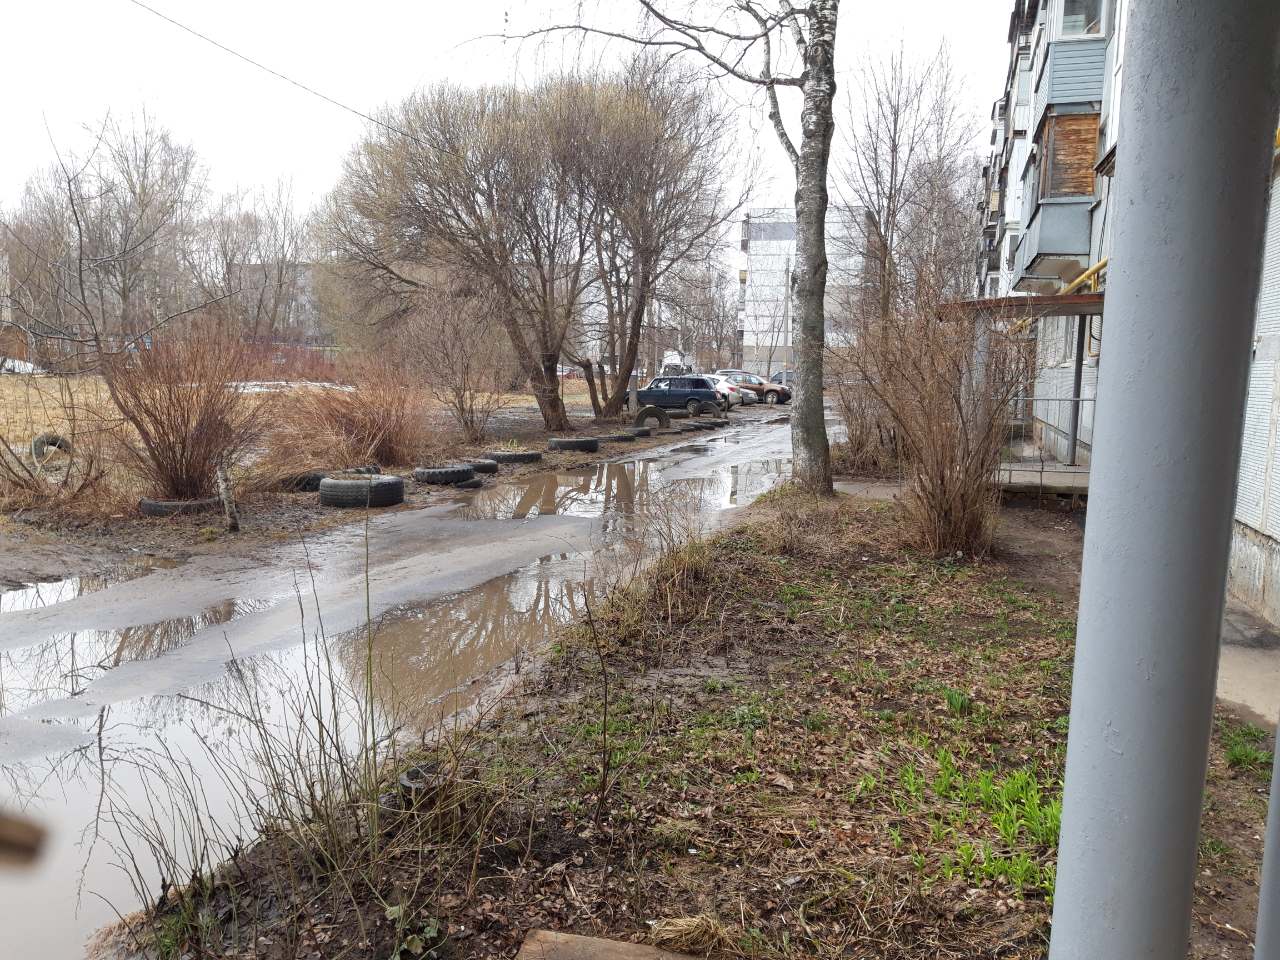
{"left": 135, "top": 414, "right": 727, "bottom": 516}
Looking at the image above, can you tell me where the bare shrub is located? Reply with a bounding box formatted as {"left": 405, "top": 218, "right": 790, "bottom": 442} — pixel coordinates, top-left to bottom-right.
{"left": 827, "top": 348, "right": 905, "bottom": 477}
{"left": 396, "top": 279, "right": 515, "bottom": 443}
{"left": 102, "top": 329, "right": 268, "bottom": 500}
{"left": 265, "top": 358, "right": 434, "bottom": 470}
{"left": 853, "top": 300, "right": 1019, "bottom": 555}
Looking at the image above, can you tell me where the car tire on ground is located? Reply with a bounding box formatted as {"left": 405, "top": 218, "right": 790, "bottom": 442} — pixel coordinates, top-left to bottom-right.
{"left": 319, "top": 475, "right": 405, "bottom": 509}
{"left": 454, "top": 477, "right": 484, "bottom": 490}
{"left": 469, "top": 459, "right": 499, "bottom": 474}
{"left": 414, "top": 465, "right": 475, "bottom": 485}
{"left": 697, "top": 400, "right": 722, "bottom": 418}
{"left": 599, "top": 432, "right": 637, "bottom": 442}
{"left": 633, "top": 405, "right": 671, "bottom": 429}
{"left": 31, "top": 433, "right": 72, "bottom": 461}
{"left": 138, "top": 496, "right": 221, "bottom": 518}
{"left": 628, "top": 427, "right": 652, "bottom": 437}
{"left": 548, "top": 437, "right": 600, "bottom": 453}
{"left": 685, "top": 399, "right": 701, "bottom": 415}
{"left": 484, "top": 450, "right": 543, "bottom": 464}
{"left": 668, "top": 409, "right": 690, "bottom": 420}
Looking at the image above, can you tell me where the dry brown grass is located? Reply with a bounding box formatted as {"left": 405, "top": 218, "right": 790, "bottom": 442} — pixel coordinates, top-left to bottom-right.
{"left": 261, "top": 358, "right": 439, "bottom": 472}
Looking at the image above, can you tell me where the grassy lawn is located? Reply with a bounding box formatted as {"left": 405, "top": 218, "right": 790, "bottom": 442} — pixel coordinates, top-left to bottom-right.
{"left": 132, "top": 489, "right": 1271, "bottom": 959}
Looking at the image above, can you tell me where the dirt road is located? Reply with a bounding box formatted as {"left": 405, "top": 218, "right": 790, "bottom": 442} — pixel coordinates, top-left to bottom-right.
{"left": 0, "top": 416, "right": 792, "bottom": 958}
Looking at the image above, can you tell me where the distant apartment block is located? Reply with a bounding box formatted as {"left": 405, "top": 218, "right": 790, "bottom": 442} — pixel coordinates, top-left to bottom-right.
{"left": 735, "top": 206, "right": 863, "bottom": 376}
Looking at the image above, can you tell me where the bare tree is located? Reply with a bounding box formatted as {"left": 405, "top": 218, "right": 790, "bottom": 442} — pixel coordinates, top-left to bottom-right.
{"left": 1, "top": 115, "right": 209, "bottom": 366}
{"left": 531, "top": 1, "right": 841, "bottom": 493}
{"left": 396, "top": 275, "right": 517, "bottom": 443}
{"left": 659, "top": 260, "right": 740, "bottom": 371}
{"left": 327, "top": 80, "right": 612, "bottom": 432}
{"left": 572, "top": 57, "right": 743, "bottom": 418}
{"left": 839, "top": 45, "right": 975, "bottom": 321}
{"left": 183, "top": 183, "right": 307, "bottom": 341}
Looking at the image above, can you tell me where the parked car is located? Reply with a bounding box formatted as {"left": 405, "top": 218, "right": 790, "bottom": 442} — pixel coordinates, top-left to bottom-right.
{"left": 771, "top": 370, "right": 795, "bottom": 387}
{"left": 726, "top": 372, "right": 791, "bottom": 405}
{"left": 708, "top": 374, "right": 743, "bottom": 408}
{"left": 738, "top": 384, "right": 759, "bottom": 404}
{"left": 636, "top": 375, "right": 723, "bottom": 413}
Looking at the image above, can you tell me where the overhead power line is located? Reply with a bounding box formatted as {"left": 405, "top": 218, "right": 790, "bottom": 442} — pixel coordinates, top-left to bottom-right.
{"left": 121, "top": 0, "right": 458, "bottom": 159}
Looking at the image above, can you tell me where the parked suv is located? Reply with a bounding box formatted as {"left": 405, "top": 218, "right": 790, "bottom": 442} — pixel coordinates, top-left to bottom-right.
{"left": 771, "top": 370, "right": 795, "bottom": 388}
{"left": 636, "top": 375, "right": 723, "bottom": 413}
{"left": 725, "top": 372, "right": 791, "bottom": 405}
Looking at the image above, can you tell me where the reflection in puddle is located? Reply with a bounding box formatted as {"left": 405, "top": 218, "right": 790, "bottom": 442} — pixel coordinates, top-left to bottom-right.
{"left": 0, "top": 598, "right": 274, "bottom": 715}
{"left": 341, "top": 553, "right": 609, "bottom": 730}
{"left": 0, "top": 557, "right": 180, "bottom": 614}
{"left": 0, "top": 433, "right": 792, "bottom": 958}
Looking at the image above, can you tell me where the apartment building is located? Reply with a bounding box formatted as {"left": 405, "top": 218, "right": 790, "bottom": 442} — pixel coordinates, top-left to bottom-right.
{"left": 736, "top": 206, "right": 863, "bottom": 376}
{"left": 978, "top": 0, "right": 1280, "bottom": 624}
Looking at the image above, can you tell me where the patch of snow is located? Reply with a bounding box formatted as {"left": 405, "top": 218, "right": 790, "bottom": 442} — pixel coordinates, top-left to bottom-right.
{"left": 0, "top": 357, "right": 44, "bottom": 375}
{"left": 231, "top": 380, "right": 355, "bottom": 394}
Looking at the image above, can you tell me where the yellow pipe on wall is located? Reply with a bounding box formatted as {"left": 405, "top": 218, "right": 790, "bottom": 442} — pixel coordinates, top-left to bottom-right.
{"left": 1061, "top": 257, "right": 1109, "bottom": 295}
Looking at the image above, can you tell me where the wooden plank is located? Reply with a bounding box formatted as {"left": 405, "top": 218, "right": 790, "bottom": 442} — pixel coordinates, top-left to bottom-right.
{"left": 517, "top": 930, "right": 695, "bottom": 960}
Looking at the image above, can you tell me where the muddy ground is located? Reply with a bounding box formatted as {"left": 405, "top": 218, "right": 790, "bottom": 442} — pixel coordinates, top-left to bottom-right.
{"left": 101, "top": 487, "right": 1271, "bottom": 960}
{"left": 0, "top": 403, "right": 787, "bottom": 587}
{"left": 0, "top": 408, "right": 795, "bottom": 959}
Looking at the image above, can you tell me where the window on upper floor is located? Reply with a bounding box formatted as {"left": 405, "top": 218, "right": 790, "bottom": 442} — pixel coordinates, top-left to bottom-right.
{"left": 1062, "top": 0, "right": 1103, "bottom": 36}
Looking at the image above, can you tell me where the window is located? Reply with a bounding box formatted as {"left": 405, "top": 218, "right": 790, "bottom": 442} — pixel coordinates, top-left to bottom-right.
{"left": 747, "top": 220, "right": 797, "bottom": 242}
{"left": 1062, "top": 0, "right": 1102, "bottom": 36}
{"left": 651, "top": 379, "right": 669, "bottom": 390}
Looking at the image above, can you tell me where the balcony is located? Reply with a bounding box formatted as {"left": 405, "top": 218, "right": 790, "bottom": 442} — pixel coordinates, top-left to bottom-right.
{"left": 1032, "top": 37, "right": 1106, "bottom": 135}
{"left": 1013, "top": 198, "right": 1091, "bottom": 294}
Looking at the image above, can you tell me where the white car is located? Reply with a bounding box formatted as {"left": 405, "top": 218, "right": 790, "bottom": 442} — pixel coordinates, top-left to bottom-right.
{"left": 708, "top": 374, "right": 743, "bottom": 408}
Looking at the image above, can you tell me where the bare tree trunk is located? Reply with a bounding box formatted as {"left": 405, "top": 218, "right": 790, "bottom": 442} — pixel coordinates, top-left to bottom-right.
{"left": 216, "top": 458, "right": 240, "bottom": 533}
{"left": 790, "top": 1, "right": 838, "bottom": 495}
{"left": 531, "top": 358, "right": 572, "bottom": 431}
{"left": 579, "top": 358, "right": 604, "bottom": 416}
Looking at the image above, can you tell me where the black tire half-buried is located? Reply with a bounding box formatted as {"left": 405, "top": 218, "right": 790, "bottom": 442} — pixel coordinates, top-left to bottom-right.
{"left": 319, "top": 475, "right": 405, "bottom": 508}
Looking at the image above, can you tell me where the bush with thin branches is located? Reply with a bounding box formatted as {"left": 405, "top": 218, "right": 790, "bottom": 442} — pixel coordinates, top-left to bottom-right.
{"left": 102, "top": 328, "right": 268, "bottom": 500}
{"left": 396, "top": 279, "right": 517, "bottom": 444}
{"left": 851, "top": 297, "right": 1020, "bottom": 555}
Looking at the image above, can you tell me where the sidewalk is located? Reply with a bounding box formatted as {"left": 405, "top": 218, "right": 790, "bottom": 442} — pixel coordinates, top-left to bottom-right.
{"left": 1219, "top": 596, "right": 1280, "bottom": 729}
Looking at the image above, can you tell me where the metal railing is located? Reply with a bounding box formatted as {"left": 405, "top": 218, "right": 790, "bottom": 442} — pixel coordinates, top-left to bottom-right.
{"left": 998, "top": 395, "right": 1095, "bottom": 492}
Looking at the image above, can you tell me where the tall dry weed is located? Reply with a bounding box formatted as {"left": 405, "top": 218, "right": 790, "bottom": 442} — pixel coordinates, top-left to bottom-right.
{"left": 264, "top": 357, "right": 436, "bottom": 471}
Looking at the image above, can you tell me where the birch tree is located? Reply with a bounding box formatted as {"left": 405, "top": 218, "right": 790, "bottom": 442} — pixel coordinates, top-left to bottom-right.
{"left": 532, "top": 1, "right": 841, "bottom": 494}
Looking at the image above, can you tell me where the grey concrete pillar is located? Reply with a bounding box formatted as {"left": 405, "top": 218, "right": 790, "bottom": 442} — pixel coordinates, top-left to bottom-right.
{"left": 1258, "top": 718, "right": 1280, "bottom": 958}
{"left": 1047, "top": 3, "right": 1280, "bottom": 958}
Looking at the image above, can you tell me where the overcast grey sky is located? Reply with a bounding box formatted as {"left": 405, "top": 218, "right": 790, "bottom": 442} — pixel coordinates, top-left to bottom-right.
{"left": 0, "top": 1, "right": 1010, "bottom": 212}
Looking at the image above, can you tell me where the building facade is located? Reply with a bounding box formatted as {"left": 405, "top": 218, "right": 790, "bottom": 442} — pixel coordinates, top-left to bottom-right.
{"left": 736, "top": 206, "right": 863, "bottom": 377}
{"left": 979, "top": 0, "right": 1280, "bottom": 623}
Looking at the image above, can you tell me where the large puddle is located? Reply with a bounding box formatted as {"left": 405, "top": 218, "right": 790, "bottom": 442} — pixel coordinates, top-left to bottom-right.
{"left": 0, "top": 420, "right": 791, "bottom": 957}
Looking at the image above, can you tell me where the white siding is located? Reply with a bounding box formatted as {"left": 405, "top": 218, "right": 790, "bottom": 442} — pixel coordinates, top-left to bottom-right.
{"left": 1235, "top": 160, "right": 1280, "bottom": 535}
{"left": 1237, "top": 362, "right": 1273, "bottom": 530}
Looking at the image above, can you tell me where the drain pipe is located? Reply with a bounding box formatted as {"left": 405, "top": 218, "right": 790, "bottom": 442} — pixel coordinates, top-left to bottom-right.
{"left": 1046, "top": 3, "right": 1280, "bottom": 959}
{"left": 1065, "top": 315, "right": 1087, "bottom": 466}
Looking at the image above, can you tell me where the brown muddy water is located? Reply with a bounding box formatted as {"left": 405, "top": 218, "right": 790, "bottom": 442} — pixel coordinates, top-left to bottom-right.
{"left": 0, "top": 419, "right": 791, "bottom": 958}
